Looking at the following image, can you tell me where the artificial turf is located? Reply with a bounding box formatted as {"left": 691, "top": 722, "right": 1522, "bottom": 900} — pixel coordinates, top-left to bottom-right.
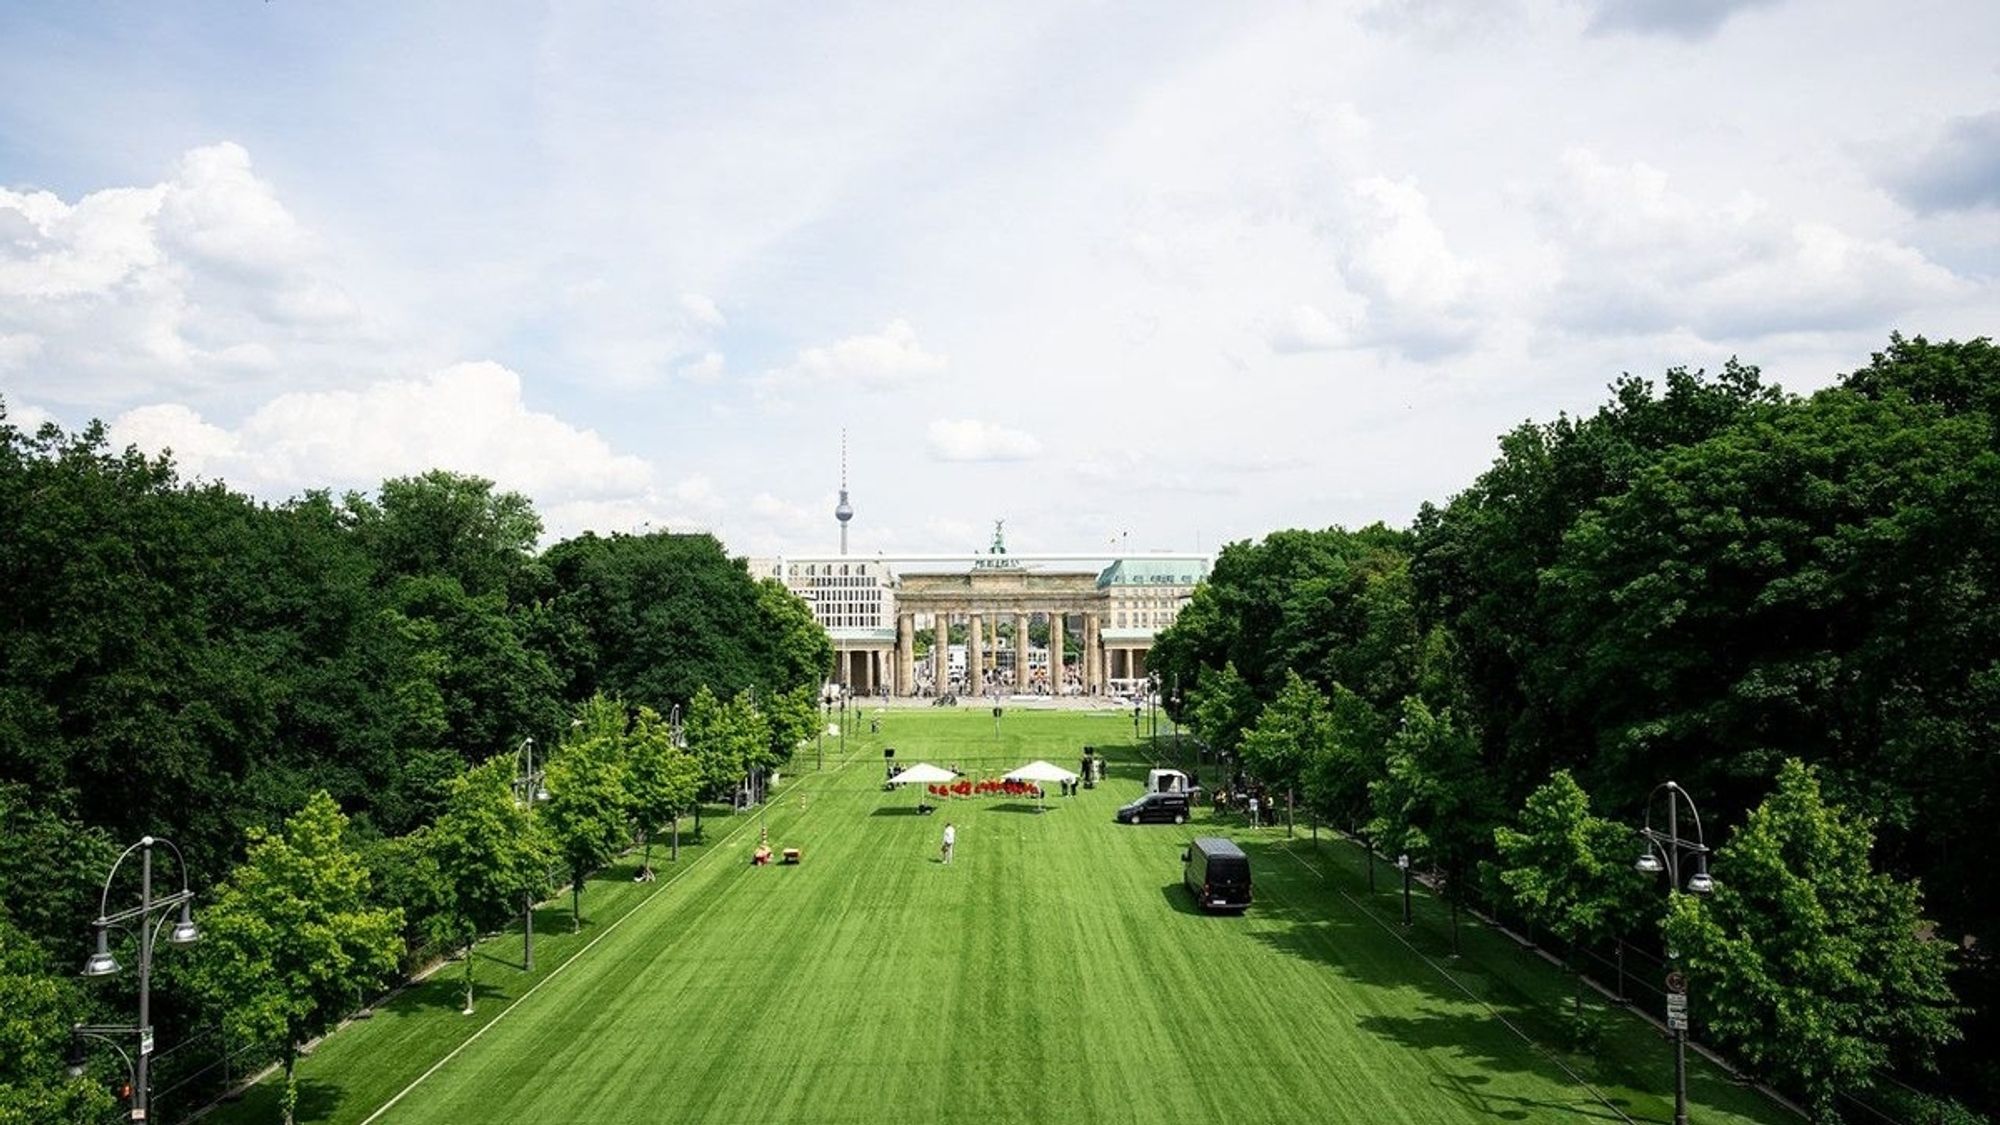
{"left": 200, "top": 706, "right": 1795, "bottom": 1124}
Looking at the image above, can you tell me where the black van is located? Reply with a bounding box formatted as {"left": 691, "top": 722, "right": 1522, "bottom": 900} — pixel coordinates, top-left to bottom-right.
{"left": 1116, "top": 791, "right": 1190, "bottom": 825}
{"left": 1182, "top": 837, "right": 1252, "bottom": 912}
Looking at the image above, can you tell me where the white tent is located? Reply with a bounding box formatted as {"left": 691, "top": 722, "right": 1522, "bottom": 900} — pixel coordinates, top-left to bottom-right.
{"left": 885, "top": 762, "right": 956, "bottom": 813}
{"left": 1004, "top": 760, "right": 1079, "bottom": 783}
{"left": 886, "top": 763, "right": 957, "bottom": 785}
{"left": 1003, "top": 760, "right": 1079, "bottom": 812}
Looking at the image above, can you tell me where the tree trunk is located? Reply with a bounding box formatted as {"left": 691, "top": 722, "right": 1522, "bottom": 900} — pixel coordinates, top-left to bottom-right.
{"left": 572, "top": 867, "right": 583, "bottom": 932}
{"left": 639, "top": 827, "right": 653, "bottom": 880}
{"left": 1365, "top": 833, "right": 1376, "bottom": 892}
{"left": 693, "top": 803, "right": 703, "bottom": 841}
{"left": 1569, "top": 943, "right": 1583, "bottom": 1018}
{"left": 1447, "top": 868, "right": 1461, "bottom": 957}
{"left": 671, "top": 815, "right": 680, "bottom": 862}
{"left": 462, "top": 921, "right": 477, "bottom": 1014}
{"left": 282, "top": 1045, "right": 299, "bottom": 1125}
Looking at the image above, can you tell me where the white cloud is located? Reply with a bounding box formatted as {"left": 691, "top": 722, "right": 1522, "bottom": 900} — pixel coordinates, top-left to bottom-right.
{"left": 679, "top": 293, "right": 726, "bottom": 329}
{"left": 925, "top": 419, "right": 1042, "bottom": 462}
{"left": 105, "top": 363, "right": 653, "bottom": 507}
{"left": 1584, "top": 0, "right": 1781, "bottom": 40}
{"left": 3, "top": 399, "right": 58, "bottom": 435}
{"left": 670, "top": 474, "right": 726, "bottom": 510}
{"left": 792, "top": 320, "right": 947, "bottom": 388}
{"left": 107, "top": 402, "right": 240, "bottom": 470}
{"left": 1882, "top": 111, "right": 2000, "bottom": 215}
{"left": 1267, "top": 304, "right": 1355, "bottom": 354}
{"left": 675, "top": 351, "right": 726, "bottom": 383}
{"left": 0, "top": 332, "right": 45, "bottom": 371}
{"left": 1540, "top": 149, "right": 1973, "bottom": 341}
{"left": 0, "top": 143, "right": 374, "bottom": 407}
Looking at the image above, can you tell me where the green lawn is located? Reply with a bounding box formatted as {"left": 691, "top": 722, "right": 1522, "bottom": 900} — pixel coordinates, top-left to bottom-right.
{"left": 202, "top": 708, "right": 1794, "bottom": 1124}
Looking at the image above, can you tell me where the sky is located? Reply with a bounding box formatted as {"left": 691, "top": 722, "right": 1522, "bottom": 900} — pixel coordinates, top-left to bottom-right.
{"left": 2, "top": 1, "right": 1996, "bottom": 559}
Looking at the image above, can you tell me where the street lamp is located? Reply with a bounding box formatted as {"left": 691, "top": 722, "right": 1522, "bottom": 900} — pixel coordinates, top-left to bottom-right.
{"left": 78, "top": 835, "right": 198, "bottom": 1123}
{"left": 517, "top": 735, "right": 549, "bottom": 972}
{"left": 1636, "top": 780, "right": 1715, "bottom": 1125}
{"left": 1397, "top": 852, "right": 1413, "bottom": 926}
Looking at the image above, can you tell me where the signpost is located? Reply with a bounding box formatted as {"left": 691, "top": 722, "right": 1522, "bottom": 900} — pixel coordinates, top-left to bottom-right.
{"left": 1665, "top": 971, "right": 1689, "bottom": 1032}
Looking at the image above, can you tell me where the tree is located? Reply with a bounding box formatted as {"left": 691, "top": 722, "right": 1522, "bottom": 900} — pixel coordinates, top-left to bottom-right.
{"left": 730, "top": 689, "right": 775, "bottom": 791}
{"left": 1491, "top": 770, "right": 1643, "bottom": 1014}
{"left": 1368, "top": 698, "right": 1499, "bottom": 955}
{"left": 543, "top": 531, "right": 772, "bottom": 709}
{"left": 541, "top": 714, "right": 629, "bottom": 932}
{"left": 625, "top": 705, "right": 700, "bottom": 875}
{"left": 0, "top": 916, "right": 110, "bottom": 1125}
{"left": 759, "top": 684, "right": 819, "bottom": 770}
{"left": 1664, "top": 760, "right": 1960, "bottom": 1121}
{"left": 1238, "top": 671, "right": 1333, "bottom": 835}
{"left": 192, "top": 792, "right": 401, "bottom": 1125}
{"left": 346, "top": 469, "right": 541, "bottom": 599}
{"left": 1300, "top": 683, "right": 1392, "bottom": 878}
{"left": 1188, "top": 662, "right": 1258, "bottom": 762}
{"left": 427, "top": 758, "right": 549, "bottom": 1012}
{"left": 682, "top": 685, "right": 744, "bottom": 838}
{"left": 753, "top": 579, "right": 834, "bottom": 699}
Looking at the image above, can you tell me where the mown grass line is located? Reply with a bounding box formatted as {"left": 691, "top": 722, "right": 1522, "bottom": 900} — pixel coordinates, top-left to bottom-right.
{"left": 196, "top": 738, "right": 869, "bottom": 1125}
{"left": 207, "top": 709, "right": 1799, "bottom": 1124}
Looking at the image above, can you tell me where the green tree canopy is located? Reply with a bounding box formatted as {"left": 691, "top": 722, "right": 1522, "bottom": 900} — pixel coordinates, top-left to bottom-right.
{"left": 1491, "top": 770, "right": 1644, "bottom": 1011}
{"left": 541, "top": 709, "right": 629, "bottom": 931}
{"left": 625, "top": 704, "right": 701, "bottom": 875}
{"left": 1368, "top": 698, "right": 1500, "bottom": 954}
{"left": 428, "top": 757, "right": 551, "bottom": 1011}
{"left": 1664, "top": 759, "right": 1960, "bottom": 1120}
{"left": 192, "top": 792, "right": 402, "bottom": 1125}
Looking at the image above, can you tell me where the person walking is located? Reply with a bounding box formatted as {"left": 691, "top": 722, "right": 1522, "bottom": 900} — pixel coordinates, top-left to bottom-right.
{"left": 941, "top": 821, "right": 956, "bottom": 865}
{"left": 1247, "top": 794, "right": 1261, "bottom": 828}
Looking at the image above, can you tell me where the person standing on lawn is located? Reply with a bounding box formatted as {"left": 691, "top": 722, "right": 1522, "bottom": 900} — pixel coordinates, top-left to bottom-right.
{"left": 941, "top": 821, "right": 956, "bottom": 865}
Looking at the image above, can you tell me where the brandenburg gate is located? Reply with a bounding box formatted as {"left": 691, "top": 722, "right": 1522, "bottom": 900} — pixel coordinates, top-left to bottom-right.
{"left": 891, "top": 557, "right": 1111, "bottom": 696}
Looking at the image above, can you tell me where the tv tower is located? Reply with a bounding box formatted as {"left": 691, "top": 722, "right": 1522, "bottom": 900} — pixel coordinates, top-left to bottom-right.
{"left": 835, "top": 429, "right": 853, "bottom": 556}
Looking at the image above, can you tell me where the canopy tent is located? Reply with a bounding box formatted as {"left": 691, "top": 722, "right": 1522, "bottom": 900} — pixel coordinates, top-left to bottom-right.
{"left": 1003, "top": 760, "right": 1079, "bottom": 812}
{"left": 1004, "top": 760, "right": 1079, "bottom": 783}
{"left": 887, "top": 762, "right": 957, "bottom": 785}
{"left": 885, "top": 762, "right": 956, "bottom": 813}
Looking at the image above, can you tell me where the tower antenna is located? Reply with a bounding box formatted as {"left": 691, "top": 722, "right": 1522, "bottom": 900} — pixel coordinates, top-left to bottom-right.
{"left": 835, "top": 429, "right": 854, "bottom": 556}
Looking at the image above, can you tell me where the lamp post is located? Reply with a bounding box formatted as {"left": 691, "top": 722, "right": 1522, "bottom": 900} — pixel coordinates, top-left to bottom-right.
{"left": 1397, "top": 853, "right": 1413, "bottom": 926}
{"left": 516, "top": 736, "right": 550, "bottom": 972}
{"left": 78, "top": 835, "right": 198, "bottom": 1123}
{"left": 1636, "top": 780, "right": 1714, "bottom": 1125}
{"left": 669, "top": 706, "right": 685, "bottom": 861}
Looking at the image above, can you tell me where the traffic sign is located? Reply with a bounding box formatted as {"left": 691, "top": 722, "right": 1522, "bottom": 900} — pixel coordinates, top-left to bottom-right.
{"left": 139, "top": 1028, "right": 154, "bottom": 1057}
{"left": 1665, "top": 970, "right": 1687, "bottom": 995}
{"left": 1665, "top": 992, "right": 1689, "bottom": 1031}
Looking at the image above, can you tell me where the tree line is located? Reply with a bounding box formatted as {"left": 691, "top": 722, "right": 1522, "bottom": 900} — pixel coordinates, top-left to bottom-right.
{"left": 0, "top": 418, "right": 831, "bottom": 1124}
{"left": 1150, "top": 335, "right": 1999, "bottom": 1122}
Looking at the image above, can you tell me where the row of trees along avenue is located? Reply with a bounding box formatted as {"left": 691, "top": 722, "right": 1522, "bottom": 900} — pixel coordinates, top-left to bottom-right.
{"left": 1151, "top": 335, "right": 1998, "bottom": 1123}
{"left": 0, "top": 425, "right": 831, "bottom": 1124}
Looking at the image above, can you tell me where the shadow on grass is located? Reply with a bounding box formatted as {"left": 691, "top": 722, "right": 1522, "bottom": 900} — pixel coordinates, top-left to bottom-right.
{"left": 221, "top": 1075, "right": 342, "bottom": 1124}
{"left": 871, "top": 806, "right": 932, "bottom": 816}
{"left": 984, "top": 802, "right": 1053, "bottom": 815}
{"left": 1355, "top": 1008, "right": 1641, "bottom": 1124}
{"left": 399, "top": 972, "right": 512, "bottom": 1014}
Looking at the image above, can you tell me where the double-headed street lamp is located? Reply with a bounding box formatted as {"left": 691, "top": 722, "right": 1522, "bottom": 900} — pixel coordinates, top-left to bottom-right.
{"left": 76, "top": 835, "right": 199, "bottom": 1123}
{"left": 1636, "top": 780, "right": 1715, "bottom": 1125}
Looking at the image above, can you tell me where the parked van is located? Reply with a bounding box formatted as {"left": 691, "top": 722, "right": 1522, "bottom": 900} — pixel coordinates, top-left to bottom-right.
{"left": 1116, "top": 791, "right": 1190, "bottom": 824}
{"left": 1182, "top": 837, "right": 1252, "bottom": 912}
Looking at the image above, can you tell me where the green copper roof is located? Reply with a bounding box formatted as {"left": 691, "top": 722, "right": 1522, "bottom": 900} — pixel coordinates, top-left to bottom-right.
{"left": 1096, "top": 557, "right": 1209, "bottom": 589}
